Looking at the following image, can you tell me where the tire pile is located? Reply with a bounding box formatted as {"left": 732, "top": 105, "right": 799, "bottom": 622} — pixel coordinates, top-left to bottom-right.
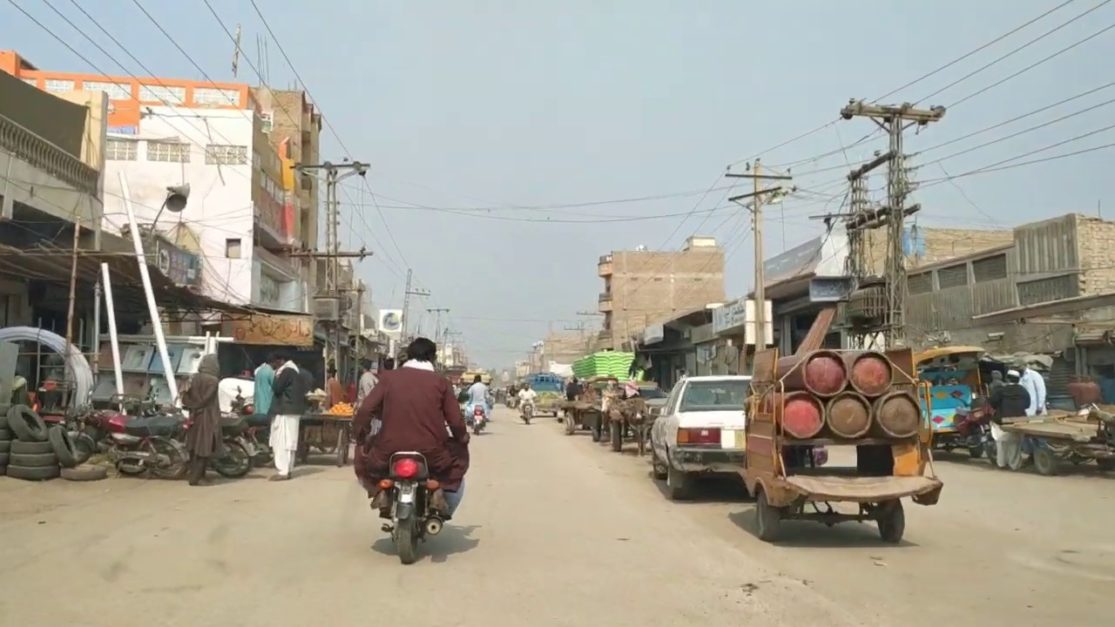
{"left": 1, "top": 405, "right": 107, "bottom": 482}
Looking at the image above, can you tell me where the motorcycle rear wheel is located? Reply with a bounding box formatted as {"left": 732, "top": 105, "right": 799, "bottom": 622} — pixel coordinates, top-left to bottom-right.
{"left": 396, "top": 521, "right": 419, "bottom": 565}
{"left": 147, "top": 438, "right": 188, "bottom": 479}
{"left": 212, "top": 440, "right": 253, "bottom": 478}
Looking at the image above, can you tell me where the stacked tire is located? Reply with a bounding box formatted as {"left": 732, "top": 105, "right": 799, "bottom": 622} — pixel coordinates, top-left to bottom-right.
{"left": 4, "top": 405, "right": 92, "bottom": 481}
{"left": 0, "top": 405, "right": 11, "bottom": 476}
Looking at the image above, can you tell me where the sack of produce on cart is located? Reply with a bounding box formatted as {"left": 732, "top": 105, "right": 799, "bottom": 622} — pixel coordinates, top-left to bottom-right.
{"left": 572, "top": 352, "right": 636, "bottom": 380}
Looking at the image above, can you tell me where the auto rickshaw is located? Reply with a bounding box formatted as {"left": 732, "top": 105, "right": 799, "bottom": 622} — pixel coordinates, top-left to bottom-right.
{"left": 914, "top": 346, "right": 1003, "bottom": 459}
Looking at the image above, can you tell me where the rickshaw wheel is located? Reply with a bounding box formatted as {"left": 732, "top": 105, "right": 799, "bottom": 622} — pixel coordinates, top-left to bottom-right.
{"left": 755, "top": 489, "right": 782, "bottom": 542}
{"left": 877, "top": 500, "right": 905, "bottom": 544}
{"left": 1095, "top": 458, "right": 1115, "bottom": 471}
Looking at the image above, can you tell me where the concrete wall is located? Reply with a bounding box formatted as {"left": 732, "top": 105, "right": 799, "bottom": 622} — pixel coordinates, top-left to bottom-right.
{"left": 865, "top": 226, "right": 1013, "bottom": 274}
{"left": 1076, "top": 214, "right": 1115, "bottom": 296}
{"left": 602, "top": 246, "right": 725, "bottom": 348}
{"left": 0, "top": 71, "right": 85, "bottom": 158}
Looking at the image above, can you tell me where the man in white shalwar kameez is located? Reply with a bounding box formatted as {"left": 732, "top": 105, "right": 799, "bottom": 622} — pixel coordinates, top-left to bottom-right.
{"left": 269, "top": 355, "right": 308, "bottom": 481}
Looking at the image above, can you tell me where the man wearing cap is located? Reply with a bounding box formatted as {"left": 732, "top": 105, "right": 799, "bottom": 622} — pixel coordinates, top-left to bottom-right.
{"left": 989, "top": 369, "right": 1030, "bottom": 470}
{"left": 1018, "top": 363, "right": 1047, "bottom": 416}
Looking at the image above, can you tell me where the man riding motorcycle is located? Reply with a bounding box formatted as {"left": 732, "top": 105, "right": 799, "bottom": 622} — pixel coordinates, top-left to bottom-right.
{"left": 353, "top": 337, "right": 470, "bottom": 518}
{"left": 465, "top": 374, "right": 492, "bottom": 426}
{"left": 517, "top": 383, "right": 538, "bottom": 417}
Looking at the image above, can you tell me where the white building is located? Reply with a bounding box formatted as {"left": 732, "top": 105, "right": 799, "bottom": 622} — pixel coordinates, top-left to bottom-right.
{"left": 100, "top": 106, "right": 308, "bottom": 313}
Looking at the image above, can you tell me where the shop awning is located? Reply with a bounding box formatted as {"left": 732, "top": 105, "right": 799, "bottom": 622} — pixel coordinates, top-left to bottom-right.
{"left": 0, "top": 242, "right": 250, "bottom": 317}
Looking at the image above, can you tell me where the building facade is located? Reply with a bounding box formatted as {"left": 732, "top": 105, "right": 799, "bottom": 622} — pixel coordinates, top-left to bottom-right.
{"left": 2, "top": 49, "right": 315, "bottom": 314}
{"left": 598, "top": 236, "right": 725, "bottom": 349}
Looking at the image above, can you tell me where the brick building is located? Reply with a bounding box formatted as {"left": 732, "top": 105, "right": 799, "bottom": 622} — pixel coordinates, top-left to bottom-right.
{"left": 597, "top": 236, "right": 725, "bottom": 349}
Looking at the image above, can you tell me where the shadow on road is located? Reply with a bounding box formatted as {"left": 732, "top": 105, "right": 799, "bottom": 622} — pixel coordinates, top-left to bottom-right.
{"left": 651, "top": 475, "right": 753, "bottom": 504}
{"left": 371, "top": 524, "right": 481, "bottom": 563}
{"left": 727, "top": 508, "right": 920, "bottom": 548}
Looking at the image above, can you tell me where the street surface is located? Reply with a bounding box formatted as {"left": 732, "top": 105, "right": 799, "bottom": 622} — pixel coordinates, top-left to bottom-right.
{"left": 0, "top": 406, "right": 1110, "bottom": 626}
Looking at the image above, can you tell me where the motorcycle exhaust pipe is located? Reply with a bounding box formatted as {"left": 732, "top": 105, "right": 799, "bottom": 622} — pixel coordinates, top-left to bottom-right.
{"left": 424, "top": 517, "right": 443, "bottom": 536}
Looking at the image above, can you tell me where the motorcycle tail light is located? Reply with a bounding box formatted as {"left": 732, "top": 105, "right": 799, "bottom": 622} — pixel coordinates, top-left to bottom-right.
{"left": 378, "top": 479, "right": 394, "bottom": 490}
{"left": 474, "top": 407, "right": 484, "bottom": 416}
{"left": 393, "top": 458, "right": 420, "bottom": 479}
{"left": 425, "top": 479, "right": 440, "bottom": 491}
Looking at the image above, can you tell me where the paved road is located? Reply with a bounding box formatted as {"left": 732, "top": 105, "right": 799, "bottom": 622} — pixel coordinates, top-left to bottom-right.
{"left": 0, "top": 406, "right": 1110, "bottom": 625}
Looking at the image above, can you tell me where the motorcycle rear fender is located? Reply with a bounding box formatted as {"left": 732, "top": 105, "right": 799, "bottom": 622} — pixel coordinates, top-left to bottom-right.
{"left": 395, "top": 501, "right": 415, "bottom": 522}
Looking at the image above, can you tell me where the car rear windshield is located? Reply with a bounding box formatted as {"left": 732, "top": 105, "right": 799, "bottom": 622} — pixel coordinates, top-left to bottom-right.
{"left": 680, "top": 380, "right": 749, "bottom": 412}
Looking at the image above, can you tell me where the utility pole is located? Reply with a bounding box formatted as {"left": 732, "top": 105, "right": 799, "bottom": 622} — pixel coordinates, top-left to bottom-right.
{"left": 728, "top": 159, "right": 793, "bottom": 355}
{"left": 426, "top": 308, "right": 450, "bottom": 344}
{"left": 296, "top": 160, "right": 369, "bottom": 369}
{"left": 400, "top": 269, "right": 430, "bottom": 341}
{"left": 840, "top": 100, "right": 945, "bottom": 347}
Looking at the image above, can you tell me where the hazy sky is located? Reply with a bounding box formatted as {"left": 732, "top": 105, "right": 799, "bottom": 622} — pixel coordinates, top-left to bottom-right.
{"left": 4, "top": 0, "right": 1112, "bottom": 366}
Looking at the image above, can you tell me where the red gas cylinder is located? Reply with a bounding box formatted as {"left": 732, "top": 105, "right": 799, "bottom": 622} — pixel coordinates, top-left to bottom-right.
{"left": 873, "top": 391, "right": 920, "bottom": 439}
{"left": 777, "top": 350, "right": 848, "bottom": 397}
{"left": 845, "top": 351, "right": 893, "bottom": 397}
{"left": 768, "top": 391, "right": 825, "bottom": 440}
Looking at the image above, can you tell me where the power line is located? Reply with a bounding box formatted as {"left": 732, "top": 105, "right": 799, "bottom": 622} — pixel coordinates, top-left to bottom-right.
{"left": 916, "top": 0, "right": 1110, "bottom": 104}
{"left": 877, "top": 0, "right": 1079, "bottom": 101}
{"left": 949, "top": 20, "right": 1115, "bottom": 108}
{"left": 921, "top": 138, "right": 1115, "bottom": 186}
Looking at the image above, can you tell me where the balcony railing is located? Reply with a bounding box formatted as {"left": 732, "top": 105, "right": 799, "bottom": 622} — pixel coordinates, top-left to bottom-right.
{"left": 599, "top": 292, "right": 613, "bottom": 311}
{"left": 0, "top": 112, "right": 99, "bottom": 197}
{"left": 598, "top": 254, "right": 613, "bottom": 277}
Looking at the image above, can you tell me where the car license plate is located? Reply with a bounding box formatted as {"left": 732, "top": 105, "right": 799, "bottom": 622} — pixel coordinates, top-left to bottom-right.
{"left": 721, "top": 429, "right": 744, "bottom": 449}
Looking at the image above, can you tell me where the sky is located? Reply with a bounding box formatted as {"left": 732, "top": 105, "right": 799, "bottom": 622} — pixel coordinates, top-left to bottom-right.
{"left": 3, "top": 0, "right": 1113, "bottom": 367}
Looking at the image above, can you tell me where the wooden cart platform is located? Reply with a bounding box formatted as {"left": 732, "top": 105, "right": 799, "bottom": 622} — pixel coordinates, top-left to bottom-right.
{"left": 298, "top": 413, "right": 353, "bottom": 467}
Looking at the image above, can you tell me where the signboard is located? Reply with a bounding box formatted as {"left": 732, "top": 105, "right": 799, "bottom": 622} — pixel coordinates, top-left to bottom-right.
{"left": 224, "top": 314, "right": 314, "bottom": 347}
{"left": 151, "top": 237, "right": 201, "bottom": 287}
{"left": 743, "top": 299, "right": 774, "bottom": 348}
{"left": 713, "top": 298, "right": 747, "bottom": 334}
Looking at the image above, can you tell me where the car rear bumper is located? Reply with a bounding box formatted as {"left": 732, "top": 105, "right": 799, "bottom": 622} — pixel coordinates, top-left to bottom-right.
{"left": 670, "top": 447, "right": 745, "bottom": 473}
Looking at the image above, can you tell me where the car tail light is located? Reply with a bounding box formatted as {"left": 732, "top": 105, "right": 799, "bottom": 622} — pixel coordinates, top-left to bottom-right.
{"left": 678, "top": 427, "right": 720, "bottom": 446}
{"left": 393, "top": 458, "right": 420, "bottom": 479}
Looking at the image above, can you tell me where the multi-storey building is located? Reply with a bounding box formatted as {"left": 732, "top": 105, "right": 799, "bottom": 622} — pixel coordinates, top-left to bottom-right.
{"left": 1, "top": 49, "right": 318, "bottom": 314}
{"left": 597, "top": 236, "right": 726, "bottom": 349}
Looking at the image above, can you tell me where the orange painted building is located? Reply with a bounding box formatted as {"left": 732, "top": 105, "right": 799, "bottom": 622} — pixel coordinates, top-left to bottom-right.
{"left": 1, "top": 49, "right": 252, "bottom": 132}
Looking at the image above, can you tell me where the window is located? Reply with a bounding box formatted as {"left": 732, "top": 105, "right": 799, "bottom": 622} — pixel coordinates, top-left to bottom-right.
{"left": 972, "top": 254, "right": 1008, "bottom": 283}
{"left": 908, "top": 272, "right": 933, "bottom": 295}
{"left": 106, "top": 139, "right": 138, "bottom": 161}
{"left": 225, "top": 238, "right": 242, "bottom": 259}
{"left": 193, "top": 87, "right": 240, "bottom": 107}
{"left": 43, "top": 79, "right": 74, "bottom": 93}
{"left": 259, "top": 273, "right": 281, "bottom": 306}
{"left": 147, "top": 141, "right": 190, "bottom": 163}
{"left": 937, "top": 263, "right": 969, "bottom": 289}
{"left": 83, "top": 80, "right": 131, "bottom": 100}
{"left": 205, "top": 144, "right": 248, "bottom": 165}
{"left": 260, "top": 111, "right": 274, "bottom": 134}
{"left": 139, "top": 85, "right": 186, "bottom": 105}
{"left": 679, "top": 379, "right": 751, "bottom": 413}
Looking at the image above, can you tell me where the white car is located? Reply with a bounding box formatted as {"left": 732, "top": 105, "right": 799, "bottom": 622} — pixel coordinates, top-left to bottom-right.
{"left": 650, "top": 375, "right": 751, "bottom": 500}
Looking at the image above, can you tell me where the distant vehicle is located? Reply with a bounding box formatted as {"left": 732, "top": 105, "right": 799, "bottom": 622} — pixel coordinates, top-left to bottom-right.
{"left": 649, "top": 375, "right": 751, "bottom": 500}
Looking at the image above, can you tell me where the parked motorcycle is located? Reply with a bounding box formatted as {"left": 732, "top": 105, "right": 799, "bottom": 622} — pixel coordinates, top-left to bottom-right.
{"left": 520, "top": 400, "right": 534, "bottom": 425}
{"left": 230, "top": 386, "right": 274, "bottom": 467}
{"left": 952, "top": 406, "right": 997, "bottom": 460}
{"left": 380, "top": 452, "right": 444, "bottom": 565}
{"left": 90, "top": 411, "right": 189, "bottom": 479}
{"left": 201, "top": 414, "right": 254, "bottom": 479}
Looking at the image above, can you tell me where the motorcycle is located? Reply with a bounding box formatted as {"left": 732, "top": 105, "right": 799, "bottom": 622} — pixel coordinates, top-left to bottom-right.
{"left": 381, "top": 452, "right": 445, "bottom": 565}
{"left": 231, "top": 386, "right": 274, "bottom": 466}
{"left": 91, "top": 410, "right": 189, "bottom": 479}
{"left": 193, "top": 414, "right": 254, "bottom": 479}
{"left": 952, "top": 406, "right": 997, "bottom": 460}
{"left": 520, "top": 400, "right": 534, "bottom": 425}
{"left": 466, "top": 404, "right": 487, "bottom": 435}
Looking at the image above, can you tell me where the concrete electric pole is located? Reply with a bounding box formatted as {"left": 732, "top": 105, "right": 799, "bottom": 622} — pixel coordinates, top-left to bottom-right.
{"left": 400, "top": 269, "right": 430, "bottom": 342}
{"left": 728, "top": 159, "right": 793, "bottom": 354}
{"left": 840, "top": 101, "right": 945, "bottom": 347}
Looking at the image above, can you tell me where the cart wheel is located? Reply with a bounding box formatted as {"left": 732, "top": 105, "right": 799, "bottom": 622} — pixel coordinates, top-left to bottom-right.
{"left": 755, "top": 489, "right": 782, "bottom": 542}
{"left": 1032, "top": 447, "right": 1062, "bottom": 476}
{"left": 877, "top": 500, "right": 905, "bottom": 544}
{"left": 1096, "top": 458, "right": 1115, "bottom": 472}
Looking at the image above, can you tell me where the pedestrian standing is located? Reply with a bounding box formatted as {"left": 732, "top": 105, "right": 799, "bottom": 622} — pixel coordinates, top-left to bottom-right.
{"left": 1019, "top": 363, "right": 1047, "bottom": 416}
{"left": 180, "top": 353, "right": 223, "bottom": 486}
{"left": 326, "top": 367, "right": 345, "bottom": 407}
{"left": 253, "top": 354, "right": 278, "bottom": 418}
{"left": 989, "top": 369, "right": 1031, "bottom": 470}
{"left": 355, "top": 359, "right": 379, "bottom": 409}
{"left": 269, "top": 352, "right": 308, "bottom": 481}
